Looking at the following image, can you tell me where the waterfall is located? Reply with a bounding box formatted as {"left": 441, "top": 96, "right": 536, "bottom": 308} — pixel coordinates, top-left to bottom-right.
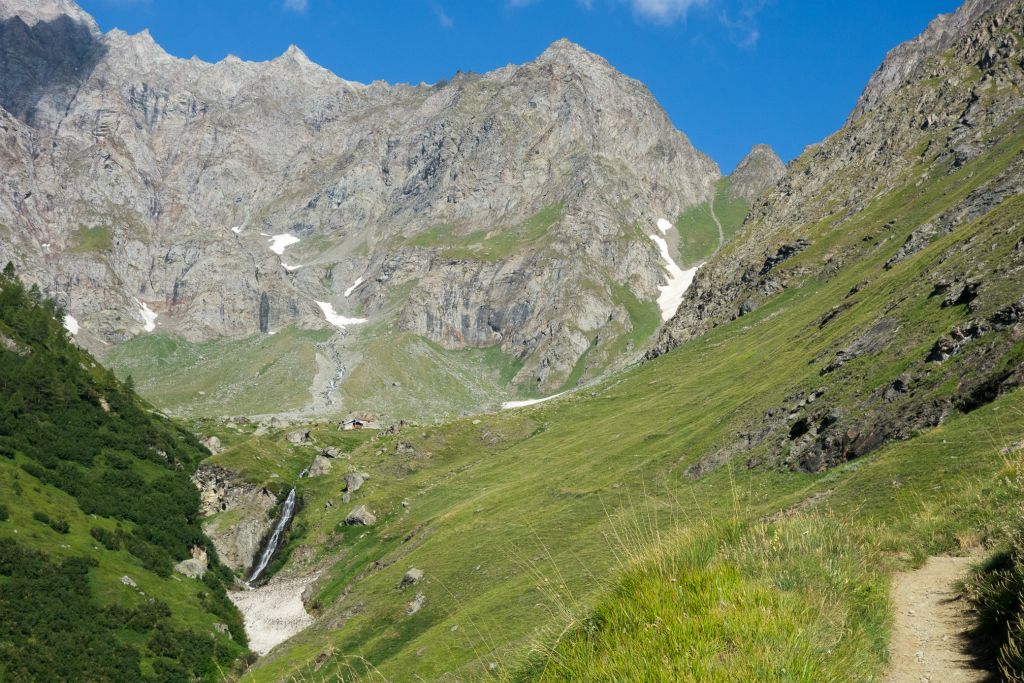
{"left": 247, "top": 488, "right": 297, "bottom": 585}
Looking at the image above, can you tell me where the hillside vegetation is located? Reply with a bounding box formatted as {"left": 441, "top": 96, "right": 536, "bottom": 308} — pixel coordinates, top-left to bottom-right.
{"left": 0, "top": 266, "right": 247, "bottom": 681}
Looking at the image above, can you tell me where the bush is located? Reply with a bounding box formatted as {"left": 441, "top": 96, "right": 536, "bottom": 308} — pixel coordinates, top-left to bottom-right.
{"left": 32, "top": 511, "right": 69, "bottom": 534}
{"left": 965, "top": 531, "right": 1024, "bottom": 680}
{"left": 0, "top": 503, "right": 8, "bottom": 521}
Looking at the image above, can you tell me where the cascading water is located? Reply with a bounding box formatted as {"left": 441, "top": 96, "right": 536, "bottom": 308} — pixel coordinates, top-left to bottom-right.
{"left": 247, "top": 488, "right": 297, "bottom": 586}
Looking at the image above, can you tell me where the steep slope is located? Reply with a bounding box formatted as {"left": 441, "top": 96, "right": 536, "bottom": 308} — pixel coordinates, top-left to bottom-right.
{"left": 0, "top": 265, "right": 247, "bottom": 680}
{"left": 178, "top": 1, "right": 1024, "bottom": 680}
{"left": 0, "top": 1, "right": 721, "bottom": 414}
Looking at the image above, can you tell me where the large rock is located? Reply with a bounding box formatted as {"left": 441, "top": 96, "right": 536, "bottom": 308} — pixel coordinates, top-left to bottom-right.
{"left": 173, "top": 547, "right": 209, "bottom": 579}
{"left": 286, "top": 430, "right": 311, "bottom": 445}
{"left": 341, "top": 471, "right": 368, "bottom": 503}
{"left": 201, "top": 435, "right": 222, "bottom": 454}
{"left": 307, "top": 455, "right": 332, "bottom": 477}
{"left": 344, "top": 505, "right": 376, "bottom": 526}
{"left": 400, "top": 567, "right": 424, "bottom": 589}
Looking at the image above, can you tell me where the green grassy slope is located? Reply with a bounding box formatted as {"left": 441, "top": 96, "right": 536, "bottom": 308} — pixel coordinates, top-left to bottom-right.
{"left": 340, "top": 332, "right": 525, "bottom": 420}
{"left": 104, "top": 327, "right": 332, "bottom": 417}
{"left": 675, "top": 177, "right": 750, "bottom": 266}
{"left": 232, "top": 109, "right": 1024, "bottom": 680}
{"left": 402, "top": 205, "right": 563, "bottom": 262}
{"left": 0, "top": 270, "right": 247, "bottom": 681}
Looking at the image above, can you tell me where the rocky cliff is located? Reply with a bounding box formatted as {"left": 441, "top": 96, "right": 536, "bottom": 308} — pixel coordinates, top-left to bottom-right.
{"left": 0, "top": 0, "right": 724, "bottom": 403}
{"left": 651, "top": 0, "right": 1024, "bottom": 356}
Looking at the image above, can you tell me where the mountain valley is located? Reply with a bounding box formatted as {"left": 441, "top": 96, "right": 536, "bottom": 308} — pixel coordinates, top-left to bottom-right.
{"left": 1, "top": 0, "right": 1024, "bottom": 681}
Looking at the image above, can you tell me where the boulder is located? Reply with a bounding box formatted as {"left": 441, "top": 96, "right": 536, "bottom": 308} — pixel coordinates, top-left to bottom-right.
{"left": 321, "top": 446, "right": 344, "bottom": 459}
{"left": 201, "top": 435, "right": 222, "bottom": 454}
{"left": 345, "top": 505, "right": 376, "bottom": 526}
{"left": 407, "top": 592, "right": 425, "bottom": 615}
{"left": 174, "top": 546, "right": 209, "bottom": 579}
{"left": 120, "top": 575, "right": 137, "bottom": 588}
{"left": 307, "top": 455, "right": 333, "bottom": 478}
{"left": 286, "top": 429, "right": 311, "bottom": 445}
{"left": 174, "top": 558, "right": 207, "bottom": 579}
{"left": 400, "top": 567, "right": 424, "bottom": 589}
{"left": 342, "top": 471, "right": 369, "bottom": 502}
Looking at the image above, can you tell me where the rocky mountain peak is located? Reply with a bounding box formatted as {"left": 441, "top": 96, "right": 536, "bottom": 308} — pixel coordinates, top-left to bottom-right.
{"left": 849, "top": 0, "right": 1007, "bottom": 122}
{"left": 536, "top": 37, "right": 612, "bottom": 71}
{"left": 0, "top": 3, "right": 722, "bottom": 412}
{"left": 729, "top": 144, "right": 786, "bottom": 204}
{"left": 0, "top": 0, "right": 98, "bottom": 32}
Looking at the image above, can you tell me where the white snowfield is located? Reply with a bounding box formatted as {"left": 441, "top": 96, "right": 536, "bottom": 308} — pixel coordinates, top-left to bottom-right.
{"left": 229, "top": 575, "right": 315, "bottom": 656}
{"left": 282, "top": 263, "right": 302, "bottom": 272}
{"left": 650, "top": 218, "right": 700, "bottom": 322}
{"left": 268, "top": 233, "right": 300, "bottom": 255}
{"left": 344, "top": 277, "right": 365, "bottom": 297}
{"left": 63, "top": 314, "right": 79, "bottom": 335}
{"left": 502, "top": 392, "right": 566, "bottom": 410}
{"left": 656, "top": 218, "right": 673, "bottom": 234}
{"left": 137, "top": 301, "right": 158, "bottom": 332}
{"left": 230, "top": 226, "right": 242, "bottom": 234}
{"left": 315, "top": 301, "right": 367, "bottom": 330}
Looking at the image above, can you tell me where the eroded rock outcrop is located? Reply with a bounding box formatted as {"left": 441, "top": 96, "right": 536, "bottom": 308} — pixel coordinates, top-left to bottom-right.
{"left": 192, "top": 465, "right": 277, "bottom": 573}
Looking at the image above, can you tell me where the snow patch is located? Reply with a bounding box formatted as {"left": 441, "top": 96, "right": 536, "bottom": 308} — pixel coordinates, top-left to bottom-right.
{"left": 268, "top": 234, "right": 300, "bottom": 255}
{"left": 344, "top": 277, "right": 365, "bottom": 297}
{"left": 137, "top": 301, "right": 158, "bottom": 332}
{"left": 229, "top": 574, "right": 316, "bottom": 656}
{"left": 656, "top": 218, "right": 673, "bottom": 234}
{"left": 63, "top": 314, "right": 79, "bottom": 335}
{"left": 649, "top": 227, "right": 700, "bottom": 322}
{"left": 502, "top": 392, "right": 566, "bottom": 410}
{"left": 231, "top": 226, "right": 242, "bottom": 234}
{"left": 315, "top": 301, "right": 367, "bottom": 330}
{"left": 282, "top": 263, "right": 303, "bottom": 272}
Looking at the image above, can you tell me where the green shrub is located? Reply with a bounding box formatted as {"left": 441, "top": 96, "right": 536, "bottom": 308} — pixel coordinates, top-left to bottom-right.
{"left": 32, "top": 511, "right": 70, "bottom": 534}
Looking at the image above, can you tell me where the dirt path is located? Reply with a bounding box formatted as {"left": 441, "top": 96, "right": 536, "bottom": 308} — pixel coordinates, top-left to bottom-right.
{"left": 708, "top": 195, "right": 725, "bottom": 251}
{"left": 886, "top": 555, "right": 986, "bottom": 683}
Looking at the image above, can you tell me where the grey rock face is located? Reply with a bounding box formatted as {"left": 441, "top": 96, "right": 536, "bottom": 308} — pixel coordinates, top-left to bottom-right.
{"left": 0, "top": 1, "right": 721, "bottom": 397}
{"left": 192, "top": 465, "right": 276, "bottom": 572}
{"left": 728, "top": 145, "right": 786, "bottom": 204}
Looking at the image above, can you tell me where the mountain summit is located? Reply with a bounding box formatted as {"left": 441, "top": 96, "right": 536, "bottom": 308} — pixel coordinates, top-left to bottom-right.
{"left": 0, "top": 0, "right": 98, "bottom": 31}
{"left": 0, "top": 0, "right": 730, "bottom": 416}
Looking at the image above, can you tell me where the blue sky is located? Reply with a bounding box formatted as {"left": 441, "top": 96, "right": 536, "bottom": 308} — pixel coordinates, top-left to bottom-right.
{"left": 78, "top": 0, "right": 959, "bottom": 172}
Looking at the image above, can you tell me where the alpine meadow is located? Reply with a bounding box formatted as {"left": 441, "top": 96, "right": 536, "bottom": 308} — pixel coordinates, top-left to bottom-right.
{"left": 1, "top": 0, "right": 1024, "bottom": 681}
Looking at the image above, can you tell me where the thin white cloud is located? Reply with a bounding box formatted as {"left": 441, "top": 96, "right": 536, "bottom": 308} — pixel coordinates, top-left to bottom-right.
{"left": 630, "top": 0, "right": 707, "bottom": 23}
{"left": 283, "top": 0, "right": 309, "bottom": 13}
{"left": 431, "top": 2, "right": 454, "bottom": 28}
{"left": 716, "top": 0, "right": 767, "bottom": 47}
